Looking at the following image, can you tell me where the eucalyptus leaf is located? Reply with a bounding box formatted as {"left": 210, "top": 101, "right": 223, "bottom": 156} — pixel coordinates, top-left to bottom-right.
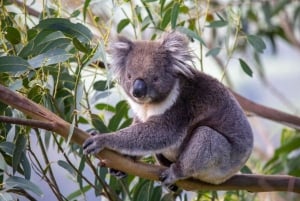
{"left": 239, "top": 58, "right": 253, "bottom": 77}
{"left": 150, "top": 186, "right": 162, "bottom": 201}
{"left": 6, "top": 176, "right": 43, "bottom": 197}
{"left": 73, "top": 37, "right": 89, "bottom": 53}
{"left": 12, "top": 134, "right": 26, "bottom": 174}
{"left": 5, "top": 27, "right": 21, "bottom": 44}
{"left": 0, "top": 153, "right": 7, "bottom": 171}
{"left": 95, "top": 103, "right": 116, "bottom": 113}
{"left": 0, "top": 141, "right": 14, "bottom": 154}
{"left": 161, "top": 8, "right": 171, "bottom": 29}
{"left": 67, "top": 185, "right": 91, "bottom": 200}
{"left": 0, "top": 56, "right": 31, "bottom": 73}
{"left": 117, "top": 19, "right": 130, "bottom": 33}
{"left": 58, "top": 160, "right": 76, "bottom": 176}
{"left": 91, "top": 114, "right": 109, "bottom": 133}
{"left": 28, "top": 49, "right": 72, "bottom": 68}
{"left": 83, "top": 0, "right": 92, "bottom": 21}
{"left": 20, "top": 152, "right": 31, "bottom": 180}
{"left": 19, "top": 30, "right": 72, "bottom": 58}
{"left": 205, "top": 47, "right": 221, "bottom": 57}
{"left": 142, "top": 0, "right": 158, "bottom": 2}
{"left": 247, "top": 35, "right": 266, "bottom": 53}
{"left": 176, "top": 27, "right": 206, "bottom": 46}
{"left": 108, "top": 101, "right": 130, "bottom": 131}
{"left": 35, "top": 18, "right": 93, "bottom": 42}
{"left": 70, "top": 10, "right": 81, "bottom": 18}
{"left": 206, "top": 20, "right": 228, "bottom": 28}
{"left": 171, "top": 3, "right": 180, "bottom": 29}
{"left": 93, "top": 80, "right": 114, "bottom": 91}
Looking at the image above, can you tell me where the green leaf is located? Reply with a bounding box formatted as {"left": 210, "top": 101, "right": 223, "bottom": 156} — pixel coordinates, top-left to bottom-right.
{"left": 117, "top": 19, "right": 130, "bottom": 33}
{"left": 83, "top": 0, "right": 92, "bottom": 21}
{"left": 161, "top": 8, "right": 171, "bottom": 29}
{"left": 35, "top": 18, "right": 93, "bottom": 43}
{"left": 141, "top": 1, "right": 155, "bottom": 26}
{"left": 0, "top": 153, "right": 7, "bottom": 171}
{"left": 27, "top": 28, "right": 38, "bottom": 41}
{"left": 176, "top": 27, "right": 206, "bottom": 46}
{"left": 119, "top": 118, "right": 132, "bottom": 129}
{"left": 95, "top": 103, "right": 116, "bottom": 113}
{"left": 240, "top": 165, "right": 253, "bottom": 174}
{"left": 73, "top": 37, "right": 89, "bottom": 53}
{"left": 206, "top": 20, "right": 228, "bottom": 28}
{"left": 93, "top": 80, "right": 114, "bottom": 91}
{"left": 149, "top": 186, "right": 162, "bottom": 201}
{"left": 171, "top": 3, "right": 180, "bottom": 29}
{"left": 77, "top": 156, "right": 86, "bottom": 188}
{"left": 19, "top": 30, "right": 72, "bottom": 58}
{"left": 78, "top": 116, "right": 89, "bottom": 124}
{"left": 0, "top": 141, "right": 14, "bottom": 154}
{"left": 21, "top": 153, "right": 31, "bottom": 180}
{"left": 67, "top": 185, "right": 91, "bottom": 200}
{"left": 247, "top": 35, "right": 266, "bottom": 53}
{"left": 6, "top": 176, "right": 43, "bottom": 197}
{"left": 142, "top": 0, "right": 158, "bottom": 2}
{"left": 91, "top": 114, "right": 109, "bottom": 133}
{"left": 12, "top": 134, "right": 27, "bottom": 174}
{"left": 28, "top": 49, "right": 72, "bottom": 68}
{"left": 0, "top": 56, "right": 31, "bottom": 73}
{"left": 271, "top": 0, "right": 290, "bottom": 16}
{"left": 108, "top": 101, "right": 130, "bottom": 131}
{"left": 132, "top": 179, "right": 154, "bottom": 201}
{"left": 5, "top": 27, "right": 21, "bottom": 44}
{"left": 0, "top": 142, "right": 30, "bottom": 177}
{"left": 239, "top": 58, "right": 253, "bottom": 77}
{"left": 70, "top": 10, "right": 81, "bottom": 18}
{"left": 205, "top": 47, "right": 221, "bottom": 57}
{"left": 58, "top": 160, "right": 76, "bottom": 176}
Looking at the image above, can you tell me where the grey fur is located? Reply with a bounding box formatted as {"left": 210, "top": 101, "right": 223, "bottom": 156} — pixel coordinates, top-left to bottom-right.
{"left": 83, "top": 31, "right": 253, "bottom": 185}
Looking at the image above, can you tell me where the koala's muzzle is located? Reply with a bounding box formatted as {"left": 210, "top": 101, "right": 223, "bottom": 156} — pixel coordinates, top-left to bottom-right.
{"left": 133, "top": 79, "right": 147, "bottom": 98}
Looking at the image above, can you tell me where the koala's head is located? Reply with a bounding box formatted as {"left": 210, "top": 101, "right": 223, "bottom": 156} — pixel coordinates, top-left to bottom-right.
{"left": 109, "top": 31, "right": 194, "bottom": 104}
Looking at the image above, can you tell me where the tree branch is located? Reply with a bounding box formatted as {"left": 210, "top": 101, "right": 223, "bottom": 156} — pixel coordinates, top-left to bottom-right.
{"left": 0, "top": 84, "right": 300, "bottom": 193}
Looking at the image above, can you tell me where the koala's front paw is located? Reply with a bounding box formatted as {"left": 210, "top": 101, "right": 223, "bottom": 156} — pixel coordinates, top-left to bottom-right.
{"left": 83, "top": 136, "right": 104, "bottom": 155}
{"left": 159, "top": 169, "right": 179, "bottom": 192}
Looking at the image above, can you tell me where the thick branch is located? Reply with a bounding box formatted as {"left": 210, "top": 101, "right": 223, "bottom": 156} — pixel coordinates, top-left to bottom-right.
{"left": 0, "top": 84, "right": 300, "bottom": 193}
{"left": 232, "top": 91, "right": 300, "bottom": 129}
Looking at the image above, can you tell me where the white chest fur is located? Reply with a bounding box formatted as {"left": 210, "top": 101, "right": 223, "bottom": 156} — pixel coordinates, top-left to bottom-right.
{"left": 123, "top": 80, "right": 180, "bottom": 122}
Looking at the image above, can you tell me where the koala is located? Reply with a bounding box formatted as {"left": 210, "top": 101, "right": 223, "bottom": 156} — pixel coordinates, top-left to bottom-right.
{"left": 83, "top": 31, "right": 253, "bottom": 187}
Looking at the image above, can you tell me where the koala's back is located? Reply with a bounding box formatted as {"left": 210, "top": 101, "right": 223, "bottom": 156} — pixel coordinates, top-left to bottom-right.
{"left": 165, "top": 70, "right": 253, "bottom": 169}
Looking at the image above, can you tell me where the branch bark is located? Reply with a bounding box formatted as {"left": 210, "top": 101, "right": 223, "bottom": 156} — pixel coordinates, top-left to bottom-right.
{"left": 0, "top": 84, "right": 300, "bottom": 193}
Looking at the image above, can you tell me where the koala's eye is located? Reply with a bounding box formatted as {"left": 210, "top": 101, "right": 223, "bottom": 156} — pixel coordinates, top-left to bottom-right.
{"left": 127, "top": 73, "right": 131, "bottom": 79}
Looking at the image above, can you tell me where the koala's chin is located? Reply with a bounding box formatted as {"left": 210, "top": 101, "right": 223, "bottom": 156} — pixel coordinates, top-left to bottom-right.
{"left": 132, "top": 95, "right": 152, "bottom": 104}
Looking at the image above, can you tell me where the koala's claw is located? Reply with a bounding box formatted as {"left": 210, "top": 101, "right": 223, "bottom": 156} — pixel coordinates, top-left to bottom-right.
{"left": 109, "top": 168, "right": 127, "bottom": 179}
{"left": 159, "top": 170, "right": 178, "bottom": 192}
{"left": 82, "top": 137, "right": 102, "bottom": 155}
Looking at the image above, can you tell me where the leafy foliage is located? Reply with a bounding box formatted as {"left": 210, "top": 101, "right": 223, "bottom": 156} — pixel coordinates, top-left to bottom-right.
{"left": 0, "top": 0, "right": 300, "bottom": 201}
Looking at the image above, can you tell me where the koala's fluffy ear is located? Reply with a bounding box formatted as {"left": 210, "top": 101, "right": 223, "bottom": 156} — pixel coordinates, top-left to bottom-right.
{"left": 161, "top": 31, "right": 194, "bottom": 77}
{"left": 109, "top": 36, "right": 133, "bottom": 78}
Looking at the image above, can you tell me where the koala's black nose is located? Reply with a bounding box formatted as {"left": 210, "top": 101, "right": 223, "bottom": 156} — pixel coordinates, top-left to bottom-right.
{"left": 133, "top": 79, "right": 147, "bottom": 98}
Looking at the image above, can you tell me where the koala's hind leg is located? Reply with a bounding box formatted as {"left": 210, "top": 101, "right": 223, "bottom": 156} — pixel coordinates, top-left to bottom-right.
{"left": 160, "top": 126, "right": 233, "bottom": 186}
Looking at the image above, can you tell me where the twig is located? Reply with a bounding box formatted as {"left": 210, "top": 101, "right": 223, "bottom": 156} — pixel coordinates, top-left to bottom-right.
{"left": 0, "top": 116, "right": 55, "bottom": 131}
{"left": 7, "top": 188, "right": 37, "bottom": 201}
{"left": 34, "top": 128, "right": 64, "bottom": 201}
